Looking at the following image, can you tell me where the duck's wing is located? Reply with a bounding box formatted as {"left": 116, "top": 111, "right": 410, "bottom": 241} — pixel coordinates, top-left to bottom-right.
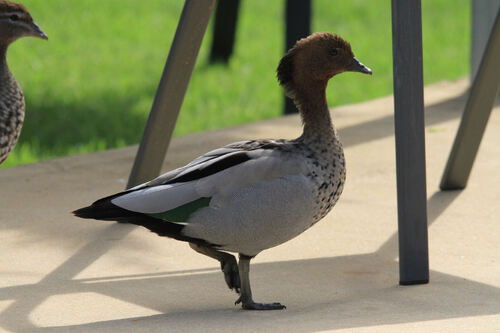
{"left": 74, "top": 140, "right": 306, "bottom": 243}
{"left": 110, "top": 149, "right": 255, "bottom": 215}
{"left": 145, "top": 139, "right": 288, "bottom": 187}
{"left": 112, "top": 141, "right": 303, "bottom": 215}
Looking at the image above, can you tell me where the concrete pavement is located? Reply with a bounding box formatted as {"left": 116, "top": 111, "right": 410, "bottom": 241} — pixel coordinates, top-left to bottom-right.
{"left": 0, "top": 78, "right": 499, "bottom": 332}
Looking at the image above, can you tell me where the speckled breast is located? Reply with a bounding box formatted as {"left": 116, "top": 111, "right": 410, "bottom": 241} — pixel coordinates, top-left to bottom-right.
{"left": 304, "top": 140, "right": 346, "bottom": 225}
{"left": 0, "top": 73, "right": 25, "bottom": 164}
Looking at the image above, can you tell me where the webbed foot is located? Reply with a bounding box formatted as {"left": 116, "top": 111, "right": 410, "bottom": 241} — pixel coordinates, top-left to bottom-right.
{"left": 235, "top": 296, "right": 286, "bottom": 310}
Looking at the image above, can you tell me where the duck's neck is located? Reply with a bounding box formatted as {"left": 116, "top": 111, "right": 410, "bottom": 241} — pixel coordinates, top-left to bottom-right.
{"left": 294, "top": 80, "right": 337, "bottom": 144}
{"left": 0, "top": 43, "right": 10, "bottom": 80}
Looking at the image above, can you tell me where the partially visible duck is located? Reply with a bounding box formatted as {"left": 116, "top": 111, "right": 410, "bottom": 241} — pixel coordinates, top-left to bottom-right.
{"left": 0, "top": 0, "right": 47, "bottom": 165}
{"left": 74, "top": 32, "right": 372, "bottom": 310}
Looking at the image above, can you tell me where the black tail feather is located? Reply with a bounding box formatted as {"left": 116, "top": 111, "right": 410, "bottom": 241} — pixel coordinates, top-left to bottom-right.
{"left": 73, "top": 198, "right": 211, "bottom": 246}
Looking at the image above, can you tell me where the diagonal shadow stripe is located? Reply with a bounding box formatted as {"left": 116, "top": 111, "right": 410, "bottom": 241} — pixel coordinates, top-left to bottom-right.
{"left": 0, "top": 189, "right": 471, "bottom": 332}
{"left": 0, "top": 223, "right": 135, "bottom": 332}
{"left": 1, "top": 89, "right": 496, "bottom": 332}
{"left": 376, "top": 189, "right": 462, "bottom": 259}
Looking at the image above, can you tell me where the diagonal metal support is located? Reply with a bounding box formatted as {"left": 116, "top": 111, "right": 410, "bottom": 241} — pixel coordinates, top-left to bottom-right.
{"left": 127, "top": 0, "right": 216, "bottom": 188}
{"left": 391, "top": 0, "right": 429, "bottom": 285}
{"left": 440, "top": 7, "right": 500, "bottom": 191}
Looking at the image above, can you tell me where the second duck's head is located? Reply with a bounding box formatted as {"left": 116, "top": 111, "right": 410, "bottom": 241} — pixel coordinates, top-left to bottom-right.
{"left": 277, "top": 32, "right": 371, "bottom": 98}
{"left": 0, "top": 0, "right": 48, "bottom": 46}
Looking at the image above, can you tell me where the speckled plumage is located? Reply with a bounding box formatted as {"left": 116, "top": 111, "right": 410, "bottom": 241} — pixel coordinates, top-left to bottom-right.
{"left": 224, "top": 134, "right": 346, "bottom": 238}
{"left": 74, "top": 32, "right": 371, "bottom": 310}
{"left": 0, "top": 57, "right": 25, "bottom": 164}
{"left": 296, "top": 134, "right": 346, "bottom": 225}
{"left": 0, "top": 0, "right": 47, "bottom": 165}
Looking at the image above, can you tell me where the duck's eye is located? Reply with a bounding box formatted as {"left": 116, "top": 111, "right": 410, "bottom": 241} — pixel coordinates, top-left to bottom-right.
{"left": 9, "top": 14, "right": 19, "bottom": 21}
{"left": 329, "top": 48, "right": 339, "bottom": 57}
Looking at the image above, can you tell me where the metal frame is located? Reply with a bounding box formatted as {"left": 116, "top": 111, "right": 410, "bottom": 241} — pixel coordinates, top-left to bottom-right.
{"left": 127, "top": 0, "right": 216, "bottom": 188}
{"left": 440, "top": 7, "right": 500, "bottom": 190}
{"left": 470, "top": 0, "right": 500, "bottom": 80}
{"left": 391, "top": 0, "right": 429, "bottom": 285}
{"left": 129, "top": 0, "right": 432, "bottom": 284}
{"left": 284, "top": 0, "right": 311, "bottom": 115}
{"left": 209, "top": 0, "right": 240, "bottom": 63}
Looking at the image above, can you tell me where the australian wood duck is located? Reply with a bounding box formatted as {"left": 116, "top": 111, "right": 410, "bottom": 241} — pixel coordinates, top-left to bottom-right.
{"left": 74, "top": 32, "right": 372, "bottom": 310}
{"left": 0, "top": 0, "right": 47, "bottom": 165}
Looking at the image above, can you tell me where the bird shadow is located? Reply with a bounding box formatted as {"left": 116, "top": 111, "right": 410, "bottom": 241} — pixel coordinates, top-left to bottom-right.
{"left": 2, "top": 188, "right": 498, "bottom": 332}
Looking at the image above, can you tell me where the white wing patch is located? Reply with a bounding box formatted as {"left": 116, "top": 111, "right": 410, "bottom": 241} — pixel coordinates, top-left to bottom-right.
{"left": 111, "top": 182, "right": 198, "bottom": 214}
{"left": 111, "top": 149, "right": 310, "bottom": 234}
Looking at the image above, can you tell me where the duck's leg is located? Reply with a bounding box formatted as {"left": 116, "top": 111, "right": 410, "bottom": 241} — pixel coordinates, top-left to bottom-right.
{"left": 189, "top": 243, "right": 240, "bottom": 292}
{"left": 235, "top": 254, "right": 286, "bottom": 310}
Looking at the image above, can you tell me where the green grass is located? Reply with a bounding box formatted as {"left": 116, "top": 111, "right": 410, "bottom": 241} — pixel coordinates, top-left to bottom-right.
{"left": 1, "top": 0, "right": 470, "bottom": 168}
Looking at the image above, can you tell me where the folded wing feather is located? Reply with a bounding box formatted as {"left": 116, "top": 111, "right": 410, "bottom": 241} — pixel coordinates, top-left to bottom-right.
{"left": 111, "top": 146, "right": 308, "bottom": 224}
{"left": 111, "top": 182, "right": 199, "bottom": 214}
{"left": 145, "top": 141, "right": 254, "bottom": 187}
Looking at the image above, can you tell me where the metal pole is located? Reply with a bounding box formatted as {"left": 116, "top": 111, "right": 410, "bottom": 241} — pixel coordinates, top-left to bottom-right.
{"left": 284, "top": 0, "right": 311, "bottom": 115}
{"left": 391, "top": 0, "right": 429, "bottom": 285}
{"left": 209, "top": 0, "right": 241, "bottom": 63}
{"left": 470, "top": 0, "right": 500, "bottom": 80}
{"left": 440, "top": 8, "right": 500, "bottom": 190}
{"left": 127, "top": 0, "right": 216, "bottom": 188}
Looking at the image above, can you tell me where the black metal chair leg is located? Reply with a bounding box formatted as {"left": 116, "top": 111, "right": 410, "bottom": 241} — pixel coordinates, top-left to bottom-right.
{"left": 440, "top": 8, "right": 500, "bottom": 191}
{"left": 127, "top": 0, "right": 216, "bottom": 188}
{"left": 391, "top": 0, "right": 430, "bottom": 285}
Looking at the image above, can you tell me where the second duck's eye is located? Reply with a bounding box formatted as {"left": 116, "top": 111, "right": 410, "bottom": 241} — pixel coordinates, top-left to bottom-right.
{"left": 329, "top": 48, "right": 339, "bottom": 57}
{"left": 9, "top": 14, "right": 19, "bottom": 21}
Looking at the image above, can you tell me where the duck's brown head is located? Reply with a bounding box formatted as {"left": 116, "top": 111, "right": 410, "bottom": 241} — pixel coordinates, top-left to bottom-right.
{"left": 0, "top": 0, "right": 47, "bottom": 46}
{"left": 277, "top": 32, "right": 371, "bottom": 98}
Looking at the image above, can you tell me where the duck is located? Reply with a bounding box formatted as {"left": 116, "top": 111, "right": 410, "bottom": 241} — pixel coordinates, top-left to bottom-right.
{"left": 74, "top": 32, "right": 372, "bottom": 310}
{"left": 0, "top": 0, "right": 47, "bottom": 165}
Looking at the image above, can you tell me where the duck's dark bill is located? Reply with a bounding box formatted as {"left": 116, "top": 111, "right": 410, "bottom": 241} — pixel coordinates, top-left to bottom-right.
{"left": 348, "top": 57, "right": 372, "bottom": 75}
{"left": 30, "top": 22, "right": 48, "bottom": 40}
